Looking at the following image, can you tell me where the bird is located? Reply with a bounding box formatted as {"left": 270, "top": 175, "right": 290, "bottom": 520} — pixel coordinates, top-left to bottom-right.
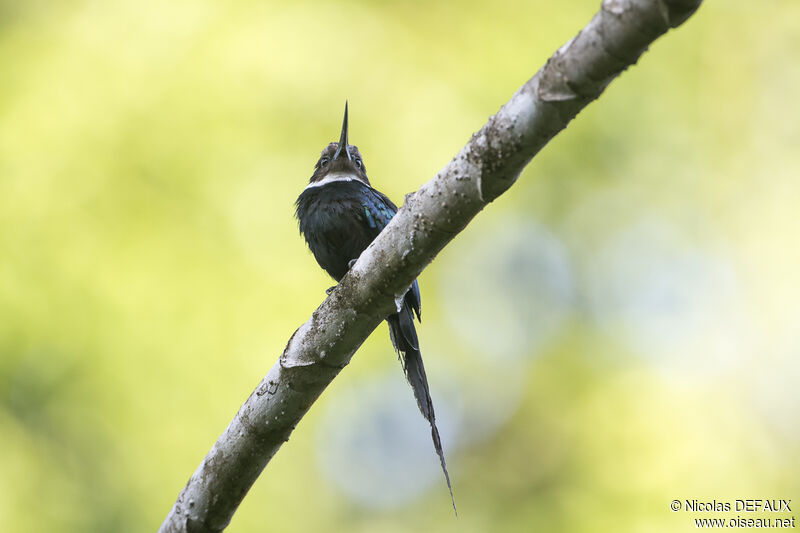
{"left": 295, "top": 102, "right": 456, "bottom": 513}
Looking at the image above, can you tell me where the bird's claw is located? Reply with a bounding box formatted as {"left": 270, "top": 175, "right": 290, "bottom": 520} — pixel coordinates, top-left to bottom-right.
{"left": 325, "top": 260, "right": 358, "bottom": 296}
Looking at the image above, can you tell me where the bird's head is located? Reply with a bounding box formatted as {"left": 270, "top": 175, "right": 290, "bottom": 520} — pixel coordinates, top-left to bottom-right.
{"left": 308, "top": 102, "right": 370, "bottom": 187}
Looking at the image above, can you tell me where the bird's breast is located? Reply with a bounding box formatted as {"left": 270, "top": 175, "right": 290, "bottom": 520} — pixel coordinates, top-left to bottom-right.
{"left": 295, "top": 180, "right": 377, "bottom": 280}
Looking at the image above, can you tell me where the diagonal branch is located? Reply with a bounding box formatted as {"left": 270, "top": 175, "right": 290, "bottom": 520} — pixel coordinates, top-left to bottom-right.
{"left": 159, "top": 1, "right": 702, "bottom": 530}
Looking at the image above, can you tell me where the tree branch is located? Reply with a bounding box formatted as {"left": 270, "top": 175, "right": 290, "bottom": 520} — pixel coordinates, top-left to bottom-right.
{"left": 159, "top": 1, "right": 702, "bottom": 530}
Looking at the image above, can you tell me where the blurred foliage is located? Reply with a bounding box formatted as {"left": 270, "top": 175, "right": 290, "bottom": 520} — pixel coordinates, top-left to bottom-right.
{"left": 1, "top": 0, "right": 799, "bottom": 531}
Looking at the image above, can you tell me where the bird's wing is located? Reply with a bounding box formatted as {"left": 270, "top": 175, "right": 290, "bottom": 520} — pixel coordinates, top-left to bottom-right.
{"left": 360, "top": 187, "right": 422, "bottom": 320}
{"left": 360, "top": 187, "right": 397, "bottom": 231}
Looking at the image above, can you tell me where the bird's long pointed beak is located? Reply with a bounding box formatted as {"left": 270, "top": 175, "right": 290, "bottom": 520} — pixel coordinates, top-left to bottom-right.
{"left": 333, "top": 101, "right": 350, "bottom": 161}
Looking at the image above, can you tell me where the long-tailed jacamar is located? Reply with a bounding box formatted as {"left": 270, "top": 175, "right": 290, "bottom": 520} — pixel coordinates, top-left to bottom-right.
{"left": 295, "top": 103, "right": 455, "bottom": 511}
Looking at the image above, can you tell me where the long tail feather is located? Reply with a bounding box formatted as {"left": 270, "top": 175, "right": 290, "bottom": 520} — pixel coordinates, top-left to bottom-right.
{"left": 388, "top": 306, "right": 457, "bottom": 515}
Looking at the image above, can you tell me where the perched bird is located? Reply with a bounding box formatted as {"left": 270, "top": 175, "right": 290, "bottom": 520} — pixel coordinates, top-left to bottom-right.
{"left": 295, "top": 103, "right": 455, "bottom": 512}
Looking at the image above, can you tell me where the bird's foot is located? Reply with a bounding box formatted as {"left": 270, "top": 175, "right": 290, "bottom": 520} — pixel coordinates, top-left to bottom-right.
{"left": 326, "top": 260, "right": 357, "bottom": 295}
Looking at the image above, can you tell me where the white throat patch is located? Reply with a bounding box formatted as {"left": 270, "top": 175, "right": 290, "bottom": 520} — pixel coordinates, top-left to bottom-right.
{"left": 304, "top": 172, "right": 360, "bottom": 190}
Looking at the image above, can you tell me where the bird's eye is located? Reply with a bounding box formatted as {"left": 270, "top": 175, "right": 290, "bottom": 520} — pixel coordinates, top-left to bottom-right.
{"left": 355, "top": 159, "right": 362, "bottom": 169}
{"left": 319, "top": 157, "right": 329, "bottom": 167}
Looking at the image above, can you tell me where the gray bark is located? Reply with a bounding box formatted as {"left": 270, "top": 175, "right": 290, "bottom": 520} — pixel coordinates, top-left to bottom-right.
{"left": 159, "top": 1, "right": 703, "bottom": 530}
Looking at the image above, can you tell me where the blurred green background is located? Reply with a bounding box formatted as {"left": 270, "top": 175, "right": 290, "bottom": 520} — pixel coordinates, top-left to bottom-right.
{"left": 1, "top": 1, "right": 798, "bottom": 531}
